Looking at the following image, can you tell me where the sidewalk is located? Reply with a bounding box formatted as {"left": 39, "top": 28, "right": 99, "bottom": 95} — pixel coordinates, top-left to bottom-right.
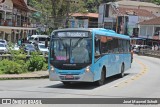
{"left": 0, "top": 71, "right": 49, "bottom": 80}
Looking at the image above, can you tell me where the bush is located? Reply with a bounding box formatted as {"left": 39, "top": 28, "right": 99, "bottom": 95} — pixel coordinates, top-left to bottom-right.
{"left": 0, "top": 49, "right": 48, "bottom": 74}
{"left": 0, "top": 59, "right": 27, "bottom": 74}
{"left": 27, "top": 52, "right": 46, "bottom": 71}
{"left": 42, "top": 63, "right": 48, "bottom": 71}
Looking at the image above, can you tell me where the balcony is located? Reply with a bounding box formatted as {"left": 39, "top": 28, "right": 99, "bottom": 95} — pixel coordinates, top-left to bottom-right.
{"left": 0, "top": 19, "right": 33, "bottom": 28}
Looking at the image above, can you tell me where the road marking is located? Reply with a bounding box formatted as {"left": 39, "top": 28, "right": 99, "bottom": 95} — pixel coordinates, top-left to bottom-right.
{"left": 110, "top": 59, "right": 148, "bottom": 88}
{"left": 109, "top": 75, "right": 136, "bottom": 88}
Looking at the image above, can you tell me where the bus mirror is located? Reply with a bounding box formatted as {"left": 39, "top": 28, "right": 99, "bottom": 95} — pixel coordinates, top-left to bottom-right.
{"left": 45, "top": 39, "right": 48, "bottom": 48}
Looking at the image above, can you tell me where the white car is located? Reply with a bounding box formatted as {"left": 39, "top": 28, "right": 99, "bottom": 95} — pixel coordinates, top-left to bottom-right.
{"left": 13, "top": 44, "right": 20, "bottom": 51}
{"left": 0, "top": 39, "right": 7, "bottom": 46}
{"left": 36, "top": 43, "right": 49, "bottom": 54}
{"left": 0, "top": 43, "right": 8, "bottom": 54}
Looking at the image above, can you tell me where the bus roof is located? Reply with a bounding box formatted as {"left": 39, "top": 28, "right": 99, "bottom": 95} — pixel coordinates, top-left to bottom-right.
{"left": 52, "top": 28, "right": 130, "bottom": 40}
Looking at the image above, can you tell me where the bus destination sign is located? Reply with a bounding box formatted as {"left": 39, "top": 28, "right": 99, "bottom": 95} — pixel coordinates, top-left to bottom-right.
{"left": 56, "top": 32, "right": 89, "bottom": 37}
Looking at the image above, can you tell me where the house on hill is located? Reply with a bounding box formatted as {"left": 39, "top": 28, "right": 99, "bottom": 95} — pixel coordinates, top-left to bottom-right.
{"left": 98, "top": 1, "right": 156, "bottom": 36}
{"left": 70, "top": 13, "right": 98, "bottom": 28}
{"left": 139, "top": 17, "right": 160, "bottom": 46}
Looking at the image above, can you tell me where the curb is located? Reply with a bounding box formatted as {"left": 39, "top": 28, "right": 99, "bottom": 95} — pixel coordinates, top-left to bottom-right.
{"left": 0, "top": 71, "right": 49, "bottom": 80}
{"left": 138, "top": 54, "right": 160, "bottom": 59}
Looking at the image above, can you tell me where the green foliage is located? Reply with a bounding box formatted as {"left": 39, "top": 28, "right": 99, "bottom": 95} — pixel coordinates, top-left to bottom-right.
{"left": 27, "top": 52, "right": 46, "bottom": 71}
{"left": 42, "top": 63, "right": 48, "bottom": 71}
{"left": 0, "top": 59, "right": 27, "bottom": 74}
{"left": 152, "top": 0, "right": 160, "bottom": 5}
{"left": 0, "top": 48, "right": 48, "bottom": 74}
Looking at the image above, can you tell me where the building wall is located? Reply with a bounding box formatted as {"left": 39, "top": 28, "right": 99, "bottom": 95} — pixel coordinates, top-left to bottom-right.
{"left": 0, "top": 0, "right": 36, "bottom": 43}
{"left": 139, "top": 25, "right": 160, "bottom": 39}
{"left": 0, "top": 0, "right": 13, "bottom": 41}
{"left": 0, "top": 0, "right": 13, "bottom": 12}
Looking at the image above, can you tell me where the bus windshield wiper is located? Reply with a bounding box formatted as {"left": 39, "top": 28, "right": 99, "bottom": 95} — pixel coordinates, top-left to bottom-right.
{"left": 71, "top": 38, "right": 83, "bottom": 50}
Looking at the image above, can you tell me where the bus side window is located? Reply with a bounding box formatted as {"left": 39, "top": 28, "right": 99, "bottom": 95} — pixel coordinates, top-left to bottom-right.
{"left": 95, "top": 37, "right": 101, "bottom": 59}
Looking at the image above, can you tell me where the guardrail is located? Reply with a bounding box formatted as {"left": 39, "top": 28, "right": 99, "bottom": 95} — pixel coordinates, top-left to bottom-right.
{"left": 138, "top": 49, "right": 160, "bottom": 58}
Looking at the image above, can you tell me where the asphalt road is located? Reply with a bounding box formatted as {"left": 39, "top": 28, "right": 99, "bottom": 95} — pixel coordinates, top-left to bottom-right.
{"left": 0, "top": 54, "right": 160, "bottom": 107}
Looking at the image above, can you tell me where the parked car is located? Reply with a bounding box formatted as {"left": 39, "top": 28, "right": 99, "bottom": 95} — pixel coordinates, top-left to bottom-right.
{"left": 29, "top": 35, "right": 50, "bottom": 44}
{"left": 35, "top": 43, "right": 49, "bottom": 54}
{"left": 12, "top": 44, "right": 20, "bottom": 51}
{"left": 140, "top": 45, "right": 151, "bottom": 49}
{"left": 0, "top": 39, "right": 7, "bottom": 46}
{"left": 21, "top": 43, "right": 36, "bottom": 53}
{"left": 0, "top": 43, "right": 8, "bottom": 54}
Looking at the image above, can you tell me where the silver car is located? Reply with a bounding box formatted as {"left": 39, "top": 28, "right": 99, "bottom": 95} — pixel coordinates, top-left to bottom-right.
{"left": 0, "top": 39, "right": 7, "bottom": 46}
{"left": 0, "top": 43, "right": 8, "bottom": 54}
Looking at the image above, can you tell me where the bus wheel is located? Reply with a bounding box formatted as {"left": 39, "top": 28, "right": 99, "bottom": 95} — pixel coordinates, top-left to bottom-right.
{"left": 96, "top": 69, "right": 105, "bottom": 86}
{"left": 62, "top": 82, "right": 71, "bottom": 85}
{"left": 119, "top": 64, "right": 125, "bottom": 78}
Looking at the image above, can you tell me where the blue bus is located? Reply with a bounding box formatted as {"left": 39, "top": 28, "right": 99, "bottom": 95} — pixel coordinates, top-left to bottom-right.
{"left": 48, "top": 28, "right": 131, "bottom": 86}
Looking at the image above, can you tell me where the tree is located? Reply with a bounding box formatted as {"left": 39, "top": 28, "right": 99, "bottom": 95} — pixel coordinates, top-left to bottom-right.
{"left": 50, "top": 0, "right": 86, "bottom": 28}
{"left": 102, "top": 0, "right": 116, "bottom": 3}
{"left": 84, "top": 0, "right": 116, "bottom": 13}
{"left": 152, "top": 0, "right": 160, "bottom": 5}
{"left": 29, "top": 0, "right": 117, "bottom": 29}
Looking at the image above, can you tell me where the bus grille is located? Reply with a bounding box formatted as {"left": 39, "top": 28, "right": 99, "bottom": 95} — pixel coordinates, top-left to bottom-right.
{"left": 58, "top": 72, "right": 81, "bottom": 75}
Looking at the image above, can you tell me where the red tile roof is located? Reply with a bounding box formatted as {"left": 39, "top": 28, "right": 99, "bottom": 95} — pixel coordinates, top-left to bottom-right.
{"left": 71, "top": 13, "right": 98, "bottom": 18}
{"left": 139, "top": 17, "right": 160, "bottom": 25}
{"left": 116, "top": 7, "right": 156, "bottom": 17}
{"left": 12, "top": 0, "right": 29, "bottom": 11}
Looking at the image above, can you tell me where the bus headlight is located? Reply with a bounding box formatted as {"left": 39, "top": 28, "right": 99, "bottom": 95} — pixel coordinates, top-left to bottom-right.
{"left": 50, "top": 65, "right": 55, "bottom": 72}
{"left": 85, "top": 66, "right": 90, "bottom": 72}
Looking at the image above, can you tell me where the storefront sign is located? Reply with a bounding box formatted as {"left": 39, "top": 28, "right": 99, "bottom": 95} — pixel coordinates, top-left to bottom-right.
{"left": 56, "top": 32, "right": 89, "bottom": 38}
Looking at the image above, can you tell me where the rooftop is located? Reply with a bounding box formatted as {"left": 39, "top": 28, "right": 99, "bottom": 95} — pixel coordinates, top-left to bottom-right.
{"left": 71, "top": 13, "right": 98, "bottom": 18}
{"left": 139, "top": 17, "right": 160, "bottom": 25}
{"left": 117, "top": 7, "right": 156, "bottom": 17}
{"left": 115, "top": 1, "right": 160, "bottom": 8}
{"left": 12, "top": 0, "right": 29, "bottom": 11}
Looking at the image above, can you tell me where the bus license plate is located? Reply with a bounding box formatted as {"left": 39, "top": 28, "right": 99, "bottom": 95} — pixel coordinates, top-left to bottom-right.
{"left": 65, "top": 75, "right": 74, "bottom": 79}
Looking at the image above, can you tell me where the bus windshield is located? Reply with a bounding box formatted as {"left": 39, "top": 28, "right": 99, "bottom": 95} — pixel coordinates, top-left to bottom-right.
{"left": 51, "top": 38, "right": 92, "bottom": 64}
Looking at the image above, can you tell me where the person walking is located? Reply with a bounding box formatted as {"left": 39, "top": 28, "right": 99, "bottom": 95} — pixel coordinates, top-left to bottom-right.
{"left": 152, "top": 45, "right": 155, "bottom": 50}
{"left": 155, "top": 45, "right": 158, "bottom": 51}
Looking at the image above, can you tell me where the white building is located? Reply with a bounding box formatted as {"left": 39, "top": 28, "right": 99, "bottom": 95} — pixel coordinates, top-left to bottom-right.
{"left": 0, "top": 0, "right": 37, "bottom": 43}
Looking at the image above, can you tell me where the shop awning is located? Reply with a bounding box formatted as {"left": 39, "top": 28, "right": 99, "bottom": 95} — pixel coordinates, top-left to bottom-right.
{"left": 131, "top": 38, "right": 146, "bottom": 40}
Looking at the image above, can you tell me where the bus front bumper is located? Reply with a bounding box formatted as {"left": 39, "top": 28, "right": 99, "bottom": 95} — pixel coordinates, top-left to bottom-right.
{"left": 49, "top": 71, "right": 94, "bottom": 82}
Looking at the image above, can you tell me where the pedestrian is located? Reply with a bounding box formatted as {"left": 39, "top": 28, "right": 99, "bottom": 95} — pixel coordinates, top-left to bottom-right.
{"left": 155, "top": 45, "right": 158, "bottom": 51}
{"left": 152, "top": 45, "right": 155, "bottom": 50}
{"left": 18, "top": 38, "right": 22, "bottom": 46}
{"left": 138, "top": 46, "right": 141, "bottom": 54}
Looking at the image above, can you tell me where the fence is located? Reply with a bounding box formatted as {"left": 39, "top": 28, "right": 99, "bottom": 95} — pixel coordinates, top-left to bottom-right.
{"left": 138, "top": 49, "right": 160, "bottom": 58}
